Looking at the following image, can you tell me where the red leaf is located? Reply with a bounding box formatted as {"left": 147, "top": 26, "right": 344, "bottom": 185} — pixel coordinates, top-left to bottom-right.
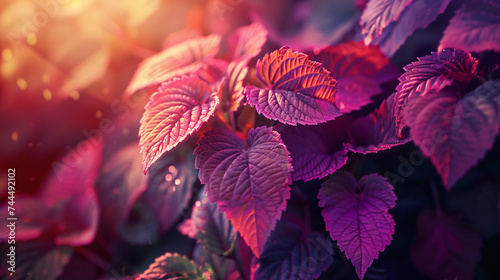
{"left": 309, "top": 42, "right": 400, "bottom": 113}
{"left": 139, "top": 75, "right": 219, "bottom": 173}
{"left": 125, "top": 34, "right": 221, "bottom": 97}
{"left": 194, "top": 127, "right": 292, "bottom": 257}
{"left": 246, "top": 46, "right": 341, "bottom": 125}
{"left": 411, "top": 211, "right": 483, "bottom": 280}
{"left": 318, "top": 171, "right": 396, "bottom": 279}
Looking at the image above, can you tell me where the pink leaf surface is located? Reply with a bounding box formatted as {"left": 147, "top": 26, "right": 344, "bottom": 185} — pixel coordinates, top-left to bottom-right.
{"left": 411, "top": 210, "right": 483, "bottom": 280}
{"left": 360, "top": 0, "right": 452, "bottom": 57}
{"left": 139, "top": 75, "right": 219, "bottom": 173}
{"left": 404, "top": 79, "right": 500, "bottom": 189}
{"left": 194, "top": 127, "right": 292, "bottom": 257}
{"left": 245, "top": 46, "right": 341, "bottom": 125}
{"left": 227, "top": 22, "right": 268, "bottom": 61}
{"left": 218, "top": 59, "right": 249, "bottom": 112}
{"left": 394, "top": 49, "right": 478, "bottom": 135}
{"left": 125, "top": 34, "right": 221, "bottom": 97}
{"left": 318, "top": 171, "right": 396, "bottom": 279}
{"left": 345, "top": 93, "right": 411, "bottom": 154}
{"left": 440, "top": 0, "right": 500, "bottom": 53}
{"left": 308, "top": 42, "right": 400, "bottom": 113}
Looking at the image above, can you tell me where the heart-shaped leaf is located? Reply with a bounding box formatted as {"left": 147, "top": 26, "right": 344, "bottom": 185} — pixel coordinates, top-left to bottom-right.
{"left": 404, "top": 79, "right": 500, "bottom": 188}
{"left": 360, "top": 0, "right": 452, "bottom": 57}
{"left": 125, "top": 34, "right": 221, "bottom": 97}
{"left": 394, "top": 49, "right": 478, "bottom": 135}
{"left": 318, "top": 171, "right": 396, "bottom": 279}
{"left": 440, "top": 0, "right": 500, "bottom": 53}
{"left": 245, "top": 46, "right": 341, "bottom": 125}
{"left": 139, "top": 75, "right": 219, "bottom": 173}
{"left": 194, "top": 127, "right": 292, "bottom": 257}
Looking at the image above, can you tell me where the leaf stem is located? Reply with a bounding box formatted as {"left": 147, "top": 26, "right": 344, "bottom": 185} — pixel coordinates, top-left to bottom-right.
{"left": 229, "top": 234, "right": 249, "bottom": 280}
{"left": 431, "top": 181, "right": 442, "bottom": 216}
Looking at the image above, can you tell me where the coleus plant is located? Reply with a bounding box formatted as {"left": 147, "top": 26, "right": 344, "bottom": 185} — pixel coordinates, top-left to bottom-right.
{"left": 125, "top": 4, "right": 500, "bottom": 276}
{"left": 5, "top": 0, "right": 499, "bottom": 279}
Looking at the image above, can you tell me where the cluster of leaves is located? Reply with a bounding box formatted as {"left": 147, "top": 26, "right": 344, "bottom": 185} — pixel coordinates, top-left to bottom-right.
{"left": 1, "top": 0, "right": 499, "bottom": 279}
{"left": 126, "top": 0, "right": 500, "bottom": 277}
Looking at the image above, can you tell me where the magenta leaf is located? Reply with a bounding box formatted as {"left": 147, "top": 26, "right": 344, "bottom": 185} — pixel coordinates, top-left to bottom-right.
{"left": 403, "top": 79, "right": 500, "bottom": 188}
{"left": 227, "top": 22, "right": 268, "bottom": 61}
{"left": 125, "top": 34, "right": 221, "bottom": 97}
{"left": 142, "top": 152, "right": 196, "bottom": 234}
{"left": 218, "top": 59, "right": 249, "bottom": 112}
{"left": 345, "top": 93, "right": 411, "bottom": 154}
{"left": 96, "top": 143, "right": 148, "bottom": 236}
{"left": 181, "top": 189, "right": 236, "bottom": 255}
{"left": 245, "top": 46, "right": 341, "bottom": 125}
{"left": 308, "top": 42, "right": 400, "bottom": 113}
{"left": 360, "top": 0, "right": 452, "bottom": 57}
{"left": 276, "top": 120, "right": 350, "bottom": 181}
{"left": 194, "top": 127, "right": 292, "bottom": 257}
{"left": 257, "top": 220, "right": 334, "bottom": 280}
{"left": 440, "top": 0, "right": 500, "bottom": 53}
{"left": 394, "top": 49, "right": 478, "bottom": 135}
{"left": 318, "top": 171, "right": 396, "bottom": 279}
{"left": 139, "top": 75, "right": 219, "bottom": 173}
{"left": 138, "top": 252, "right": 210, "bottom": 280}
{"left": 410, "top": 210, "right": 483, "bottom": 280}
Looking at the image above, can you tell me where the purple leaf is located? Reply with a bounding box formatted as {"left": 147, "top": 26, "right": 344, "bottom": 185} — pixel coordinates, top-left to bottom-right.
{"left": 257, "top": 220, "right": 334, "bottom": 280}
{"left": 308, "top": 42, "right": 400, "bottom": 113}
{"left": 194, "top": 127, "right": 292, "bottom": 257}
{"left": 440, "top": 0, "right": 500, "bottom": 53}
{"left": 318, "top": 171, "right": 396, "bottom": 279}
{"left": 139, "top": 75, "right": 219, "bottom": 173}
{"left": 96, "top": 143, "right": 148, "bottom": 236}
{"left": 182, "top": 189, "right": 237, "bottom": 255}
{"left": 410, "top": 210, "right": 483, "bottom": 280}
{"left": 142, "top": 152, "right": 196, "bottom": 234}
{"left": 245, "top": 47, "right": 341, "bottom": 125}
{"left": 218, "top": 59, "right": 249, "bottom": 112}
{"left": 345, "top": 93, "right": 411, "bottom": 154}
{"left": 360, "top": 0, "right": 452, "bottom": 57}
{"left": 403, "top": 79, "right": 500, "bottom": 189}
{"left": 227, "top": 22, "right": 268, "bottom": 61}
{"left": 394, "top": 49, "right": 478, "bottom": 135}
{"left": 276, "top": 119, "right": 350, "bottom": 181}
{"left": 125, "top": 34, "right": 221, "bottom": 97}
{"left": 138, "top": 252, "right": 210, "bottom": 280}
